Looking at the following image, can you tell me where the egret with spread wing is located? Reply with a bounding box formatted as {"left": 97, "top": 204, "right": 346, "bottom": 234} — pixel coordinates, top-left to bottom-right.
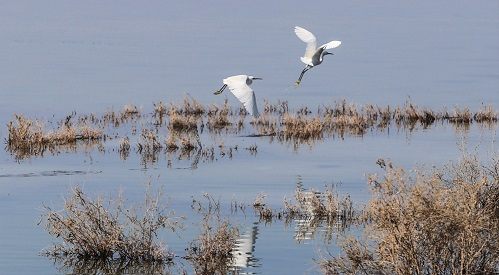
{"left": 294, "top": 26, "right": 341, "bottom": 85}
{"left": 214, "top": 75, "right": 262, "bottom": 118}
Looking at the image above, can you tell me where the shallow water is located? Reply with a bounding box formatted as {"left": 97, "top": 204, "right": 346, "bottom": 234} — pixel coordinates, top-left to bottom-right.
{"left": 1, "top": 1, "right": 498, "bottom": 274}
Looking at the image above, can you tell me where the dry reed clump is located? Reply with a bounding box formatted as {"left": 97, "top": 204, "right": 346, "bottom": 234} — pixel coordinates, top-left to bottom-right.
{"left": 253, "top": 193, "right": 275, "bottom": 223}
{"left": 180, "top": 136, "right": 198, "bottom": 151}
{"left": 321, "top": 101, "right": 369, "bottom": 135}
{"left": 444, "top": 106, "right": 472, "bottom": 124}
{"left": 101, "top": 110, "right": 121, "bottom": 127}
{"left": 361, "top": 104, "right": 391, "bottom": 126}
{"left": 323, "top": 112, "right": 368, "bottom": 136}
{"left": 153, "top": 101, "right": 167, "bottom": 117}
{"left": 321, "top": 100, "right": 359, "bottom": 118}
{"left": 121, "top": 104, "right": 141, "bottom": 120}
{"left": 165, "top": 133, "right": 179, "bottom": 151}
{"left": 177, "top": 97, "right": 206, "bottom": 116}
{"left": 207, "top": 100, "right": 232, "bottom": 130}
{"left": 40, "top": 186, "right": 183, "bottom": 265}
{"left": 474, "top": 105, "right": 497, "bottom": 123}
{"left": 263, "top": 100, "right": 289, "bottom": 115}
{"left": 7, "top": 115, "right": 45, "bottom": 154}
{"left": 251, "top": 186, "right": 356, "bottom": 226}
{"left": 319, "top": 155, "right": 499, "bottom": 274}
{"left": 118, "top": 137, "right": 130, "bottom": 159}
{"left": 153, "top": 101, "right": 167, "bottom": 125}
{"left": 283, "top": 186, "right": 354, "bottom": 222}
{"left": 251, "top": 114, "right": 278, "bottom": 136}
{"left": 187, "top": 194, "right": 239, "bottom": 274}
{"left": 166, "top": 97, "right": 206, "bottom": 119}
{"left": 77, "top": 125, "right": 103, "bottom": 140}
{"left": 281, "top": 114, "right": 324, "bottom": 141}
{"left": 137, "top": 129, "right": 163, "bottom": 165}
{"left": 168, "top": 108, "right": 199, "bottom": 132}
{"left": 137, "top": 129, "right": 162, "bottom": 152}
{"left": 393, "top": 102, "right": 438, "bottom": 126}
{"left": 6, "top": 115, "right": 103, "bottom": 159}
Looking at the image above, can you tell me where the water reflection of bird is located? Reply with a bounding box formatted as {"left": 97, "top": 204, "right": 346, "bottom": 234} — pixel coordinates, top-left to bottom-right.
{"left": 214, "top": 75, "right": 262, "bottom": 118}
{"left": 231, "top": 222, "right": 259, "bottom": 272}
{"left": 294, "top": 26, "right": 342, "bottom": 86}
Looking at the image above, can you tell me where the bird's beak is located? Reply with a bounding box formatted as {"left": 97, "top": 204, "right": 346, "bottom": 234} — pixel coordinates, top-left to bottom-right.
{"left": 325, "top": 52, "right": 334, "bottom": 55}
{"left": 252, "top": 77, "right": 262, "bottom": 80}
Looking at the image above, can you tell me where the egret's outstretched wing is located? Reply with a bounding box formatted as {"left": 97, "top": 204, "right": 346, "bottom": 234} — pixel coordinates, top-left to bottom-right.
{"left": 223, "top": 75, "right": 259, "bottom": 117}
{"left": 320, "top": 40, "right": 342, "bottom": 50}
{"left": 294, "top": 26, "right": 317, "bottom": 59}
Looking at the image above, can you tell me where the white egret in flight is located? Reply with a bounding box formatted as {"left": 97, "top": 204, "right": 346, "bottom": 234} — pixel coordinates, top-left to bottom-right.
{"left": 214, "top": 75, "right": 262, "bottom": 118}
{"left": 294, "top": 26, "right": 342, "bottom": 85}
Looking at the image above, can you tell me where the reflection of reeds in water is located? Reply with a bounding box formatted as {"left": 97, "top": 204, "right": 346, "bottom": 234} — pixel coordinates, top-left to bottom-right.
{"left": 50, "top": 257, "right": 179, "bottom": 275}
{"left": 319, "top": 155, "right": 499, "bottom": 274}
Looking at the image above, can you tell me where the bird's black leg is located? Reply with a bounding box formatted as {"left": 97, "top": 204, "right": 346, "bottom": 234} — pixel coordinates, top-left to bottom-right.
{"left": 295, "top": 65, "right": 312, "bottom": 85}
{"left": 214, "top": 84, "right": 227, "bottom": 95}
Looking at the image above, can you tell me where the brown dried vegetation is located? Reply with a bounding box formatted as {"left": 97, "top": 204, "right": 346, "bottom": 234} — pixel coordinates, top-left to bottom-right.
{"left": 319, "top": 155, "right": 499, "bottom": 274}
{"left": 187, "top": 194, "right": 239, "bottom": 274}
{"left": 6, "top": 98, "right": 499, "bottom": 161}
{"left": 7, "top": 115, "right": 103, "bottom": 159}
{"left": 41, "top": 186, "right": 182, "bottom": 265}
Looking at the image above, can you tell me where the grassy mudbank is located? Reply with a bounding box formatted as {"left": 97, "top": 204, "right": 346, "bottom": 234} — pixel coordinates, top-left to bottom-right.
{"left": 319, "top": 155, "right": 499, "bottom": 274}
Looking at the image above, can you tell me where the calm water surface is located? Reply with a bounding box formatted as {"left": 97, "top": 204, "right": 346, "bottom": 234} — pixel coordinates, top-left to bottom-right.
{"left": 1, "top": 1, "right": 498, "bottom": 274}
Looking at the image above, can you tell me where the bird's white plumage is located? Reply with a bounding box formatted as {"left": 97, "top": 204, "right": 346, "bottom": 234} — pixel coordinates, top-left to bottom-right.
{"left": 294, "top": 26, "right": 317, "bottom": 60}
{"left": 321, "top": 40, "right": 342, "bottom": 50}
{"left": 295, "top": 26, "right": 341, "bottom": 66}
{"left": 223, "top": 75, "right": 259, "bottom": 117}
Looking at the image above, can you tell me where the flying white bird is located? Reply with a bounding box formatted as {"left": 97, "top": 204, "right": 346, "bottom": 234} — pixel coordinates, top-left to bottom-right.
{"left": 294, "top": 26, "right": 342, "bottom": 85}
{"left": 214, "top": 75, "right": 262, "bottom": 118}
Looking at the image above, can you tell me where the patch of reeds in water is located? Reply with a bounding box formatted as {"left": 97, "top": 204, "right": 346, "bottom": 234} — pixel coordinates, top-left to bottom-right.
{"left": 474, "top": 104, "right": 498, "bottom": 123}
{"left": 6, "top": 115, "right": 103, "bottom": 159}
{"left": 207, "top": 100, "right": 232, "bottom": 130}
{"left": 319, "top": 155, "right": 499, "bottom": 274}
{"left": 251, "top": 184, "right": 358, "bottom": 244}
{"left": 6, "top": 97, "right": 498, "bottom": 161}
{"left": 281, "top": 114, "right": 324, "bottom": 141}
{"left": 40, "top": 185, "right": 183, "bottom": 265}
{"left": 187, "top": 194, "right": 239, "bottom": 274}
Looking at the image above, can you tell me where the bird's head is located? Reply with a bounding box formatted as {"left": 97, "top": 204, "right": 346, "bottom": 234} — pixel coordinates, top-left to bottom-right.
{"left": 247, "top": 76, "right": 262, "bottom": 85}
